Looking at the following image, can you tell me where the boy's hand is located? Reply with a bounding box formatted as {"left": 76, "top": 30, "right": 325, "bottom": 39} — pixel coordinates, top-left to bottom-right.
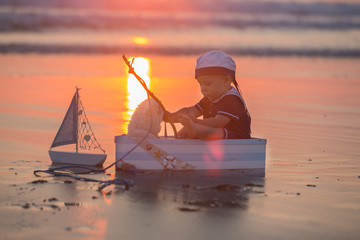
{"left": 163, "top": 107, "right": 198, "bottom": 123}
{"left": 178, "top": 114, "right": 190, "bottom": 126}
{"left": 163, "top": 110, "right": 172, "bottom": 122}
{"left": 179, "top": 114, "right": 196, "bottom": 138}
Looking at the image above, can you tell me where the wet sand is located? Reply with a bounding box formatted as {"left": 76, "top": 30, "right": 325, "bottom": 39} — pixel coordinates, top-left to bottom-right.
{"left": 1, "top": 160, "right": 359, "bottom": 240}
{"left": 0, "top": 54, "right": 360, "bottom": 239}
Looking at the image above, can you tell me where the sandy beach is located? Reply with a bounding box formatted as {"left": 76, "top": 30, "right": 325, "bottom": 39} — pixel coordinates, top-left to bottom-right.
{"left": 1, "top": 160, "right": 359, "bottom": 240}
{"left": 0, "top": 53, "right": 359, "bottom": 240}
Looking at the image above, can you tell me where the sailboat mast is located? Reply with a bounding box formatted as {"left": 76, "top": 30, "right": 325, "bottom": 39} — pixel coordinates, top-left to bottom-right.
{"left": 75, "top": 88, "right": 79, "bottom": 153}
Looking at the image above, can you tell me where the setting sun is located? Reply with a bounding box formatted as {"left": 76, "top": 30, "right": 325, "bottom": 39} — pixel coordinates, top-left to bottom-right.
{"left": 133, "top": 37, "right": 149, "bottom": 45}
{"left": 123, "top": 57, "right": 151, "bottom": 132}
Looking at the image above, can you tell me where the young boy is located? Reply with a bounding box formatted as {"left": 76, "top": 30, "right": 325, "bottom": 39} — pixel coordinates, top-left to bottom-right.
{"left": 164, "top": 50, "right": 251, "bottom": 140}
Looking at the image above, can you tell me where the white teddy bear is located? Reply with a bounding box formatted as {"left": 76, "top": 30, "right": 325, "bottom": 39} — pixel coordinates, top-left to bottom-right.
{"left": 127, "top": 98, "right": 164, "bottom": 139}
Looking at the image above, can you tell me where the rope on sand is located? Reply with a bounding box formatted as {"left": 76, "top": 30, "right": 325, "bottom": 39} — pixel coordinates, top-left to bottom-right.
{"left": 34, "top": 168, "right": 132, "bottom": 191}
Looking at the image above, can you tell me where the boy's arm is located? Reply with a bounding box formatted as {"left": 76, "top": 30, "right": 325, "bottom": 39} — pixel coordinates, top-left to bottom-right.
{"left": 164, "top": 106, "right": 201, "bottom": 123}
{"left": 179, "top": 114, "right": 230, "bottom": 140}
{"left": 193, "top": 115, "right": 230, "bottom": 128}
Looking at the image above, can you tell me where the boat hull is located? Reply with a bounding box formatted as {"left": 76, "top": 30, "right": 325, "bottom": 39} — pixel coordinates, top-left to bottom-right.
{"left": 49, "top": 150, "right": 107, "bottom": 166}
{"left": 114, "top": 135, "right": 266, "bottom": 170}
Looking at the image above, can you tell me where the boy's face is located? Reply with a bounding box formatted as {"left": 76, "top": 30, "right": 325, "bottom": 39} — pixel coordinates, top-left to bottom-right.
{"left": 196, "top": 74, "right": 232, "bottom": 101}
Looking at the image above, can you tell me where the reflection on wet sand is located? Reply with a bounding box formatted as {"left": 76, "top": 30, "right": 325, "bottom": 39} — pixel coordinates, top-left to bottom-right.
{"left": 50, "top": 163, "right": 105, "bottom": 173}
{"left": 114, "top": 169, "right": 265, "bottom": 212}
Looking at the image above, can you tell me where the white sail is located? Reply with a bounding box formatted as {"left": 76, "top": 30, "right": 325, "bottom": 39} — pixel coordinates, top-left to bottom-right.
{"left": 51, "top": 93, "right": 78, "bottom": 148}
{"left": 49, "top": 88, "right": 107, "bottom": 166}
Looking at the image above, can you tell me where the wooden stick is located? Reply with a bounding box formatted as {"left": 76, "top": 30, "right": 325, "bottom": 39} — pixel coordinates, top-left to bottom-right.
{"left": 123, "top": 55, "right": 178, "bottom": 138}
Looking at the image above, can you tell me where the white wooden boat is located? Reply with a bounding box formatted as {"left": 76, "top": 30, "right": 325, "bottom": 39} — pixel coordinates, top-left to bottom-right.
{"left": 49, "top": 88, "right": 107, "bottom": 166}
{"left": 115, "top": 134, "right": 266, "bottom": 170}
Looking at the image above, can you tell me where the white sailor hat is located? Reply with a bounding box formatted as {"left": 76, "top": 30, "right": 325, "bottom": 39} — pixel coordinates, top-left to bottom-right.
{"left": 195, "top": 50, "right": 236, "bottom": 79}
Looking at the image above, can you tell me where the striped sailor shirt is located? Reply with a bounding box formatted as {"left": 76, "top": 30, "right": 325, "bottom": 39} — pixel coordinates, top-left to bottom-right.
{"left": 195, "top": 87, "right": 251, "bottom": 139}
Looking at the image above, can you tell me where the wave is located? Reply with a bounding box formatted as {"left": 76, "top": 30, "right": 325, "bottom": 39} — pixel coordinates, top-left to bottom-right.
{"left": 1, "top": 1, "right": 359, "bottom": 57}
{"left": 0, "top": 11, "right": 360, "bottom": 31}
{"left": 1, "top": 0, "right": 360, "bottom": 16}
{"left": 1, "top": 1, "right": 360, "bottom": 31}
{"left": 1, "top": 43, "right": 359, "bottom": 57}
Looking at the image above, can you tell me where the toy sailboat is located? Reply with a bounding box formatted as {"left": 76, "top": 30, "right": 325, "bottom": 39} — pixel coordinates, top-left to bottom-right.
{"left": 49, "top": 88, "right": 107, "bottom": 166}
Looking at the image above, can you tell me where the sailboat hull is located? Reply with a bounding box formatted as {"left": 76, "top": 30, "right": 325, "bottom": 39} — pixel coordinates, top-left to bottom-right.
{"left": 49, "top": 150, "right": 107, "bottom": 166}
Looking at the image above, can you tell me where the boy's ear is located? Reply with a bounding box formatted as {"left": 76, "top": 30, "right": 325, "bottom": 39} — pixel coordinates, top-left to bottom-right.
{"left": 224, "top": 75, "right": 232, "bottom": 84}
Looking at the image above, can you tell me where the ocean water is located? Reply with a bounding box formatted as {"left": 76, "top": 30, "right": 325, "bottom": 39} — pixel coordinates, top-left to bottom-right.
{"left": 1, "top": 54, "right": 359, "bottom": 161}
{"left": 0, "top": 0, "right": 360, "bottom": 56}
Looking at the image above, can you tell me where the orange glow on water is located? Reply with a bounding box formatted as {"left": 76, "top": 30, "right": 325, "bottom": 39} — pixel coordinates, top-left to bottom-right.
{"left": 122, "top": 57, "right": 151, "bottom": 133}
{"left": 133, "top": 37, "right": 149, "bottom": 45}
